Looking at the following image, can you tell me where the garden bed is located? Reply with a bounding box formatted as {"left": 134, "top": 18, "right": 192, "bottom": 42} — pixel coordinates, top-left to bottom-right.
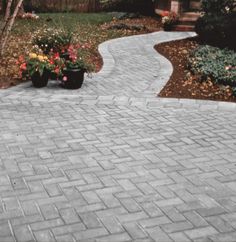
{"left": 156, "top": 37, "right": 236, "bottom": 103}
{"left": 0, "top": 13, "right": 161, "bottom": 89}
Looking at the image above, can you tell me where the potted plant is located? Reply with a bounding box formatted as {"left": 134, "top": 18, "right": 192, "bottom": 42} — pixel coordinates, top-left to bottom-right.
{"left": 48, "top": 52, "right": 65, "bottom": 80}
{"left": 161, "top": 11, "right": 179, "bottom": 31}
{"left": 61, "top": 45, "right": 93, "bottom": 89}
{"left": 32, "top": 27, "right": 73, "bottom": 54}
{"left": 18, "top": 53, "right": 51, "bottom": 88}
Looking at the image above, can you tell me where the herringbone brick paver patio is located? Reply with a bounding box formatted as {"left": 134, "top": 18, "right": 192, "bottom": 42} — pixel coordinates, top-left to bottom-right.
{"left": 0, "top": 31, "right": 236, "bottom": 242}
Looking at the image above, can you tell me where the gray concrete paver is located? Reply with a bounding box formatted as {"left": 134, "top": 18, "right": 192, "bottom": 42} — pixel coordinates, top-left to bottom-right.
{"left": 0, "top": 31, "right": 236, "bottom": 241}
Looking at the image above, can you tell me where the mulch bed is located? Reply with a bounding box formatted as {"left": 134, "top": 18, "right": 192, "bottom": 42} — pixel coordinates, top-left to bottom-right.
{"left": 155, "top": 37, "right": 236, "bottom": 103}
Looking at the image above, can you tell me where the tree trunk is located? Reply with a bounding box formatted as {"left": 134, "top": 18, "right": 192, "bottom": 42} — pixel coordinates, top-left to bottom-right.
{"left": 0, "top": 0, "right": 24, "bottom": 57}
{"left": 4, "top": 0, "right": 13, "bottom": 21}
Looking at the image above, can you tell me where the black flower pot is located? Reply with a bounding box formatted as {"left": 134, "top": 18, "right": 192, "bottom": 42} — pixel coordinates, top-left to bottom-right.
{"left": 163, "top": 24, "right": 172, "bottom": 31}
{"left": 31, "top": 70, "right": 49, "bottom": 88}
{"left": 61, "top": 69, "right": 85, "bottom": 89}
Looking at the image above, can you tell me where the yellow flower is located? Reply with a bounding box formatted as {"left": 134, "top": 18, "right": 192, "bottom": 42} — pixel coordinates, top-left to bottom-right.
{"left": 43, "top": 56, "right": 48, "bottom": 61}
{"left": 37, "top": 55, "right": 44, "bottom": 61}
{"left": 29, "top": 53, "right": 37, "bottom": 59}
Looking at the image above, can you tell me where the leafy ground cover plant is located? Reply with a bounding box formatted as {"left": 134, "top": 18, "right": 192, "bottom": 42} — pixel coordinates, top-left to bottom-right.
{"left": 156, "top": 37, "right": 236, "bottom": 102}
{"left": 188, "top": 45, "right": 236, "bottom": 86}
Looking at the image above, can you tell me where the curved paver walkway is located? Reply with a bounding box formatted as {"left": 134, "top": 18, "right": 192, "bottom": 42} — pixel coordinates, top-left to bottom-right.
{"left": 0, "top": 31, "right": 236, "bottom": 242}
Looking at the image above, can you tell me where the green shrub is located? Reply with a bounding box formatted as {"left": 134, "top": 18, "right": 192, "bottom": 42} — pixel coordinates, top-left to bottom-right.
{"left": 201, "top": 0, "right": 236, "bottom": 14}
{"left": 188, "top": 45, "right": 236, "bottom": 86}
{"left": 32, "top": 28, "right": 73, "bottom": 54}
{"left": 195, "top": 0, "right": 236, "bottom": 49}
{"left": 195, "top": 12, "right": 236, "bottom": 50}
{"left": 232, "top": 87, "right": 236, "bottom": 97}
{"left": 101, "top": 0, "right": 154, "bottom": 15}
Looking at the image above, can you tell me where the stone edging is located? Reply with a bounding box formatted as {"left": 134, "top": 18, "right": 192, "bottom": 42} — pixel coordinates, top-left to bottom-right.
{"left": 97, "top": 31, "right": 236, "bottom": 111}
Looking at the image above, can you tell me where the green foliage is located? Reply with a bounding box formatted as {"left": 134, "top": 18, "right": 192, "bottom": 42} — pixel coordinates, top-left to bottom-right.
{"left": 188, "top": 45, "right": 236, "bottom": 86}
{"left": 201, "top": 0, "right": 236, "bottom": 15}
{"left": 32, "top": 27, "right": 73, "bottom": 54}
{"left": 195, "top": 12, "right": 236, "bottom": 50}
{"left": 101, "top": 0, "right": 154, "bottom": 15}
{"left": 13, "top": 13, "right": 113, "bottom": 35}
{"left": 196, "top": 0, "right": 236, "bottom": 49}
{"left": 232, "top": 87, "right": 236, "bottom": 97}
{"left": 27, "top": 57, "right": 50, "bottom": 76}
{"left": 18, "top": 53, "right": 51, "bottom": 78}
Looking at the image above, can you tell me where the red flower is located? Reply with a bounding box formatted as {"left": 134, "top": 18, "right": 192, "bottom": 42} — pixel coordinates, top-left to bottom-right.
{"left": 54, "top": 52, "right": 60, "bottom": 60}
{"left": 18, "top": 55, "right": 25, "bottom": 63}
{"left": 20, "top": 63, "right": 27, "bottom": 71}
{"left": 161, "top": 11, "right": 170, "bottom": 17}
{"left": 54, "top": 68, "right": 60, "bottom": 74}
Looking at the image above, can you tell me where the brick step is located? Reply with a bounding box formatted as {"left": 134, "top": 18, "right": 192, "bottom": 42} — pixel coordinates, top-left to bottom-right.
{"left": 171, "top": 12, "right": 200, "bottom": 32}
{"left": 177, "top": 20, "right": 197, "bottom": 26}
{"left": 171, "top": 24, "right": 195, "bottom": 31}
{"left": 181, "top": 11, "right": 201, "bottom": 17}
{"left": 178, "top": 16, "right": 199, "bottom": 22}
{"left": 179, "top": 12, "right": 200, "bottom": 22}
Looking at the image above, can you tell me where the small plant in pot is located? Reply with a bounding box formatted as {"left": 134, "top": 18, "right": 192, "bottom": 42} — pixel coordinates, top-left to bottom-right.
{"left": 61, "top": 45, "right": 93, "bottom": 89}
{"left": 18, "top": 53, "right": 51, "bottom": 88}
{"left": 161, "top": 11, "right": 179, "bottom": 31}
{"left": 48, "top": 52, "right": 65, "bottom": 80}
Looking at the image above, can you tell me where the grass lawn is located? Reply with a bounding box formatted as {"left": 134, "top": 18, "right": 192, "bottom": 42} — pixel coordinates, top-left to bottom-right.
{"left": 0, "top": 12, "right": 160, "bottom": 88}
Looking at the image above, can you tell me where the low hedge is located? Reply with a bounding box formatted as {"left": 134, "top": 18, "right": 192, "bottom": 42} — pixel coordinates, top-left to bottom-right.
{"left": 188, "top": 45, "right": 236, "bottom": 87}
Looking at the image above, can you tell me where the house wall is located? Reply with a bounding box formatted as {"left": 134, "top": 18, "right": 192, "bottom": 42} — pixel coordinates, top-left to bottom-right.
{"left": 154, "top": 0, "right": 171, "bottom": 11}
{"left": 155, "top": 0, "right": 201, "bottom": 14}
{"left": 189, "top": 0, "right": 201, "bottom": 10}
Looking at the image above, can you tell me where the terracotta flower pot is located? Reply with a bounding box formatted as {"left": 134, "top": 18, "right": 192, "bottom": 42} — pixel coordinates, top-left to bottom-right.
{"left": 61, "top": 69, "right": 85, "bottom": 89}
{"left": 31, "top": 70, "right": 49, "bottom": 88}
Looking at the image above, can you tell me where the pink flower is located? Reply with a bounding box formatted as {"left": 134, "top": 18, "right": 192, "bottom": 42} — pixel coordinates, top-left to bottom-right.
{"left": 20, "top": 63, "right": 27, "bottom": 71}
{"left": 54, "top": 68, "right": 60, "bottom": 74}
{"left": 63, "top": 76, "right": 68, "bottom": 82}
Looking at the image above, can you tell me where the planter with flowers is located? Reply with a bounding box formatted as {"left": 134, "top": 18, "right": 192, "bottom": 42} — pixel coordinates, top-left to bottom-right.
{"left": 60, "top": 45, "right": 93, "bottom": 89}
{"left": 161, "top": 11, "right": 179, "bottom": 31}
{"left": 18, "top": 53, "right": 51, "bottom": 88}
{"left": 48, "top": 52, "right": 65, "bottom": 80}
{"left": 18, "top": 27, "right": 93, "bottom": 89}
{"left": 32, "top": 28, "right": 73, "bottom": 55}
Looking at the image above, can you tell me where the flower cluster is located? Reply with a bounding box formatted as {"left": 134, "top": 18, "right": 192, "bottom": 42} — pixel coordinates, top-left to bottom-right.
{"left": 48, "top": 52, "right": 65, "bottom": 77}
{"left": 61, "top": 44, "right": 93, "bottom": 83}
{"left": 17, "top": 52, "right": 51, "bottom": 78}
{"left": 161, "top": 11, "right": 179, "bottom": 25}
{"left": 19, "top": 12, "right": 39, "bottom": 20}
{"left": 32, "top": 28, "right": 73, "bottom": 54}
{"left": 225, "top": 65, "right": 236, "bottom": 71}
{"left": 18, "top": 27, "right": 94, "bottom": 82}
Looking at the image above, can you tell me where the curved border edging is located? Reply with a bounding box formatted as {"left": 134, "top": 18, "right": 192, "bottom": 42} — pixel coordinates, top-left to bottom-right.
{"left": 97, "top": 31, "right": 236, "bottom": 112}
